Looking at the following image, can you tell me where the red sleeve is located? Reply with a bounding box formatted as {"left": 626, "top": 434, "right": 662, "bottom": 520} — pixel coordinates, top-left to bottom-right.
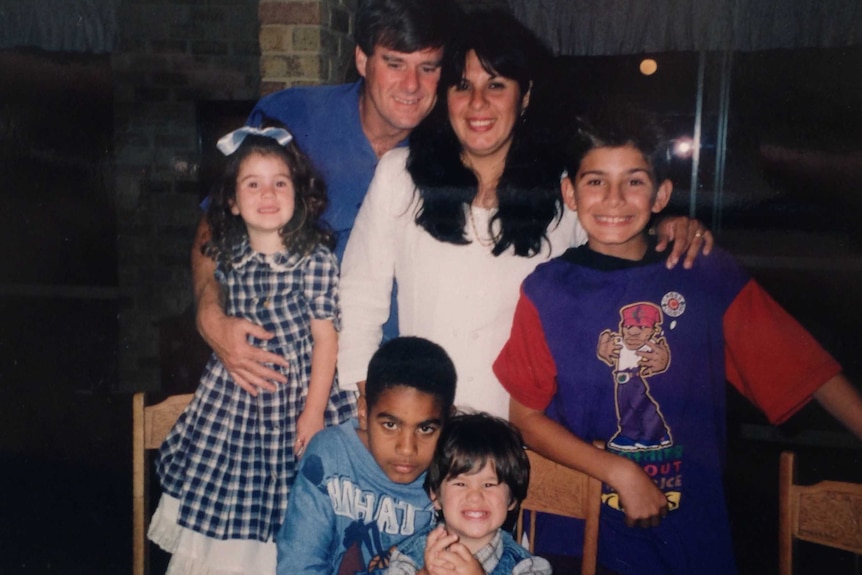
{"left": 724, "top": 280, "right": 842, "bottom": 424}
{"left": 493, "top": 288, "right": 558, "bottom": 411}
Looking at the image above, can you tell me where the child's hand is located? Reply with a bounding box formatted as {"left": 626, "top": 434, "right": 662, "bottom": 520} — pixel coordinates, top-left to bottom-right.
{"left": 429, "top": 544, "right": 483, "bottom": 575}
{"left": 423, "top": 525, "right": 457, "bottom": 573}
{"left": 295, "top": 409, "right": 325, "bottom": 458}
{"left": 614, "top": 459, "right": 669, "bottom": 528}
{"left": 423, "top": 526, "right": 483, "bottom": 575}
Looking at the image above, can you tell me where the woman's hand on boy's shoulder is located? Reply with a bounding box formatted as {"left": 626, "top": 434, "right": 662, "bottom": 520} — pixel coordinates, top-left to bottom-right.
{"left": 653, "top": 216, "right": 713, "bottom": 270}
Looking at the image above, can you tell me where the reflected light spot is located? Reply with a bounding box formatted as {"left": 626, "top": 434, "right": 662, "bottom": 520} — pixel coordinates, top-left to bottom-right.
{"left": 639, "top": 58, "right": 658, "bottom": 76}
{"left": 673, "top": 137, "right": 695, "bottom": 158}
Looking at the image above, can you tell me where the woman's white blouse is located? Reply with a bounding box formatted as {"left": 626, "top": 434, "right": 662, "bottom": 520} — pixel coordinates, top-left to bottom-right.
{"left": 338, "top": 148, "right": 587, "bottom": 419}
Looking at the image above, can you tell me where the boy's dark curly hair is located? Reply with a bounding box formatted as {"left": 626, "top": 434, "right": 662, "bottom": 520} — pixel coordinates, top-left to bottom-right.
{"left": 203, "top": 131, "right": 333, "bottom": 269}
{"left": 564, "top": 101, "right": 672, "bottom": 185}
{"left": 365, "top": 336, "right": 457, "bottom": 418}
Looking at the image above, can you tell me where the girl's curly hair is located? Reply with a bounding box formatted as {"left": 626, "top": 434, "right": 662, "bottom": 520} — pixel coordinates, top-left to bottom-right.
{"left": 203, "top": 132, "right": 333, "bottom": 270}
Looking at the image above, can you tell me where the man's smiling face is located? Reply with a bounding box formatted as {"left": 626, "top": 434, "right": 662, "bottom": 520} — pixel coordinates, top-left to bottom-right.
{"left": 356, "top": 44, "right": 443, "bottom": 135}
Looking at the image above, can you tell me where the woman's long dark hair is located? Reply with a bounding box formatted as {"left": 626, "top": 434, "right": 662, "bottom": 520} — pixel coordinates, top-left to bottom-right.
{"left": 407, "top": 10, "right": 562, "bottom": 257}
{"left": 204, "top": 132, "right": 332, "bottom": 270}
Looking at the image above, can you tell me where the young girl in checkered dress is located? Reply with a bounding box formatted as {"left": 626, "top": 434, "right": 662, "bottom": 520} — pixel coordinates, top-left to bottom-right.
{"left": 148, "top": 125, "right": 357, "bottom": 575}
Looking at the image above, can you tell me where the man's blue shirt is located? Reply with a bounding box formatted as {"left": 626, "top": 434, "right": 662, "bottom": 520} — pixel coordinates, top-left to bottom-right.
{"left": 249, "top": 80, "right": 401, "bottom": 339}
{"left": 250, "top": 80, "right": 402, "bottom": 262}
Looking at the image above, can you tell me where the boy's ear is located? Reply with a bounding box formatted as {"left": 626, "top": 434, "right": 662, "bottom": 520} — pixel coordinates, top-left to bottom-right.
{"left": 429, "top": 490, "right": 442, "bottom": 510}
{"left": 355, "top": 46, "right": 368, "bottom": 79}
{"left": 357, "top": 394, "right": 368, "bottom": 430}
{"left": 651, "top": 179, "right": 673, "bottom": 213}
{"left": 561, "top": 176, "right": 578, "bottom": 211}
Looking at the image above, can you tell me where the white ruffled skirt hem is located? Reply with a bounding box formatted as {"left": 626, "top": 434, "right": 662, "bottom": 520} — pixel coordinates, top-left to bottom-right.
{"left": 148, "top": 494, "right": 276, "bottom": 575}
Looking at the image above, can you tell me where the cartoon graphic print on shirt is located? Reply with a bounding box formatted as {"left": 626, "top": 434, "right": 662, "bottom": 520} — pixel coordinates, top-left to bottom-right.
{"left": 325, "top": 475, "right": 432, "bottom": 574}
{"left": 597, "top": 300, "right": 683, "bottom": 513}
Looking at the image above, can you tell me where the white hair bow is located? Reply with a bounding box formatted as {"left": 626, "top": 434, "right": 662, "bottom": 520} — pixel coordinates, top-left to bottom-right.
{"left": 216, "top": 126, "right": 294, "bottom": 155}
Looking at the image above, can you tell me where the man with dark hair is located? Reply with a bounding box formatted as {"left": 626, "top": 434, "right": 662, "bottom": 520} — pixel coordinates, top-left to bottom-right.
{"left": 192, "top": 0, "right": 461, "bottom": 395}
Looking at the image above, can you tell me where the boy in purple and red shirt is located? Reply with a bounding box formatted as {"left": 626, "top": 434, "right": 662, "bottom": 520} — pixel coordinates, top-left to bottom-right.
{"left": 494, "top": 105, "right": 862, "bottom": 575}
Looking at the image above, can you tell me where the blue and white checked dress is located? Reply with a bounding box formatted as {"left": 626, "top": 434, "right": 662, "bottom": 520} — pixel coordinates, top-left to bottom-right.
{"left": 156, "top": 241, "right": 357, "bottom": 542}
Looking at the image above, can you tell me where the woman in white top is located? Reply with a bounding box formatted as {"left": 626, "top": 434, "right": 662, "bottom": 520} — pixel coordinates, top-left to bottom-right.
{"left": 338, "top": 10, "right": 709, "bottom": 418}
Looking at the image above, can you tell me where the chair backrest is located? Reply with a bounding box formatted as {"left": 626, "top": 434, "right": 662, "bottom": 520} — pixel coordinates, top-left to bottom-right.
{"left": 778, "top": 450, "right": 862, "bottom": 575}
{"left": 132, "top": 392, "right": 194, "bottom": 575}
{"left": 516, "top": 449, "right": 603, "bottom": 575}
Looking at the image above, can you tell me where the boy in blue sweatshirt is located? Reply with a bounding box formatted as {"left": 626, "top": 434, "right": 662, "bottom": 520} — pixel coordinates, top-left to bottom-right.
{"left": 277, "top": 336, "right": 457, "bottom": 575}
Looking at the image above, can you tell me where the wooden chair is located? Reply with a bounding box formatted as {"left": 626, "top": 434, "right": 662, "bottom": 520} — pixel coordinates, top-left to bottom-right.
{"left": 779, "top": 450, "right": 862, "bottom": 575}
{"left": 517, "top": 449, "right": 603, "bottom": 575}
{"left": 132, "top": 392, "right": 194, "bottom": 575}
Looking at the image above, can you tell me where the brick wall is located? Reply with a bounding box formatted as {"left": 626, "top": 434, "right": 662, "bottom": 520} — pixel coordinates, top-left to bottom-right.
{"left": 259, "top": 0, "right": 356, "bottom": 95}
{"left": 113, "top": 0, "right": 358, "bottom": 392}
{"left": 113, "top": 0, "right": 262, "bottom": 392}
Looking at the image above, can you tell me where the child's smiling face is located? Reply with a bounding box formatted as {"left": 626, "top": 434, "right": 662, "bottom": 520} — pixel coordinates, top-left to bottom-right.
{"left": 563, "top": 144, "right": 672, "bottom": 261}
{"left": 431, "top": 460, "right": 515, "bottom": 553}
{"left": 359, "top": 386, "right": 444, "bottom": 484}
{"left": 230, "top": 151, "right": 295, "bottom": 253}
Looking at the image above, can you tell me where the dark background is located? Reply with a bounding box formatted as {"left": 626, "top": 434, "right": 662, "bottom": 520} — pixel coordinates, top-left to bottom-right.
{"left": 1, "top": 33, "right": 861, "bottom": 575}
